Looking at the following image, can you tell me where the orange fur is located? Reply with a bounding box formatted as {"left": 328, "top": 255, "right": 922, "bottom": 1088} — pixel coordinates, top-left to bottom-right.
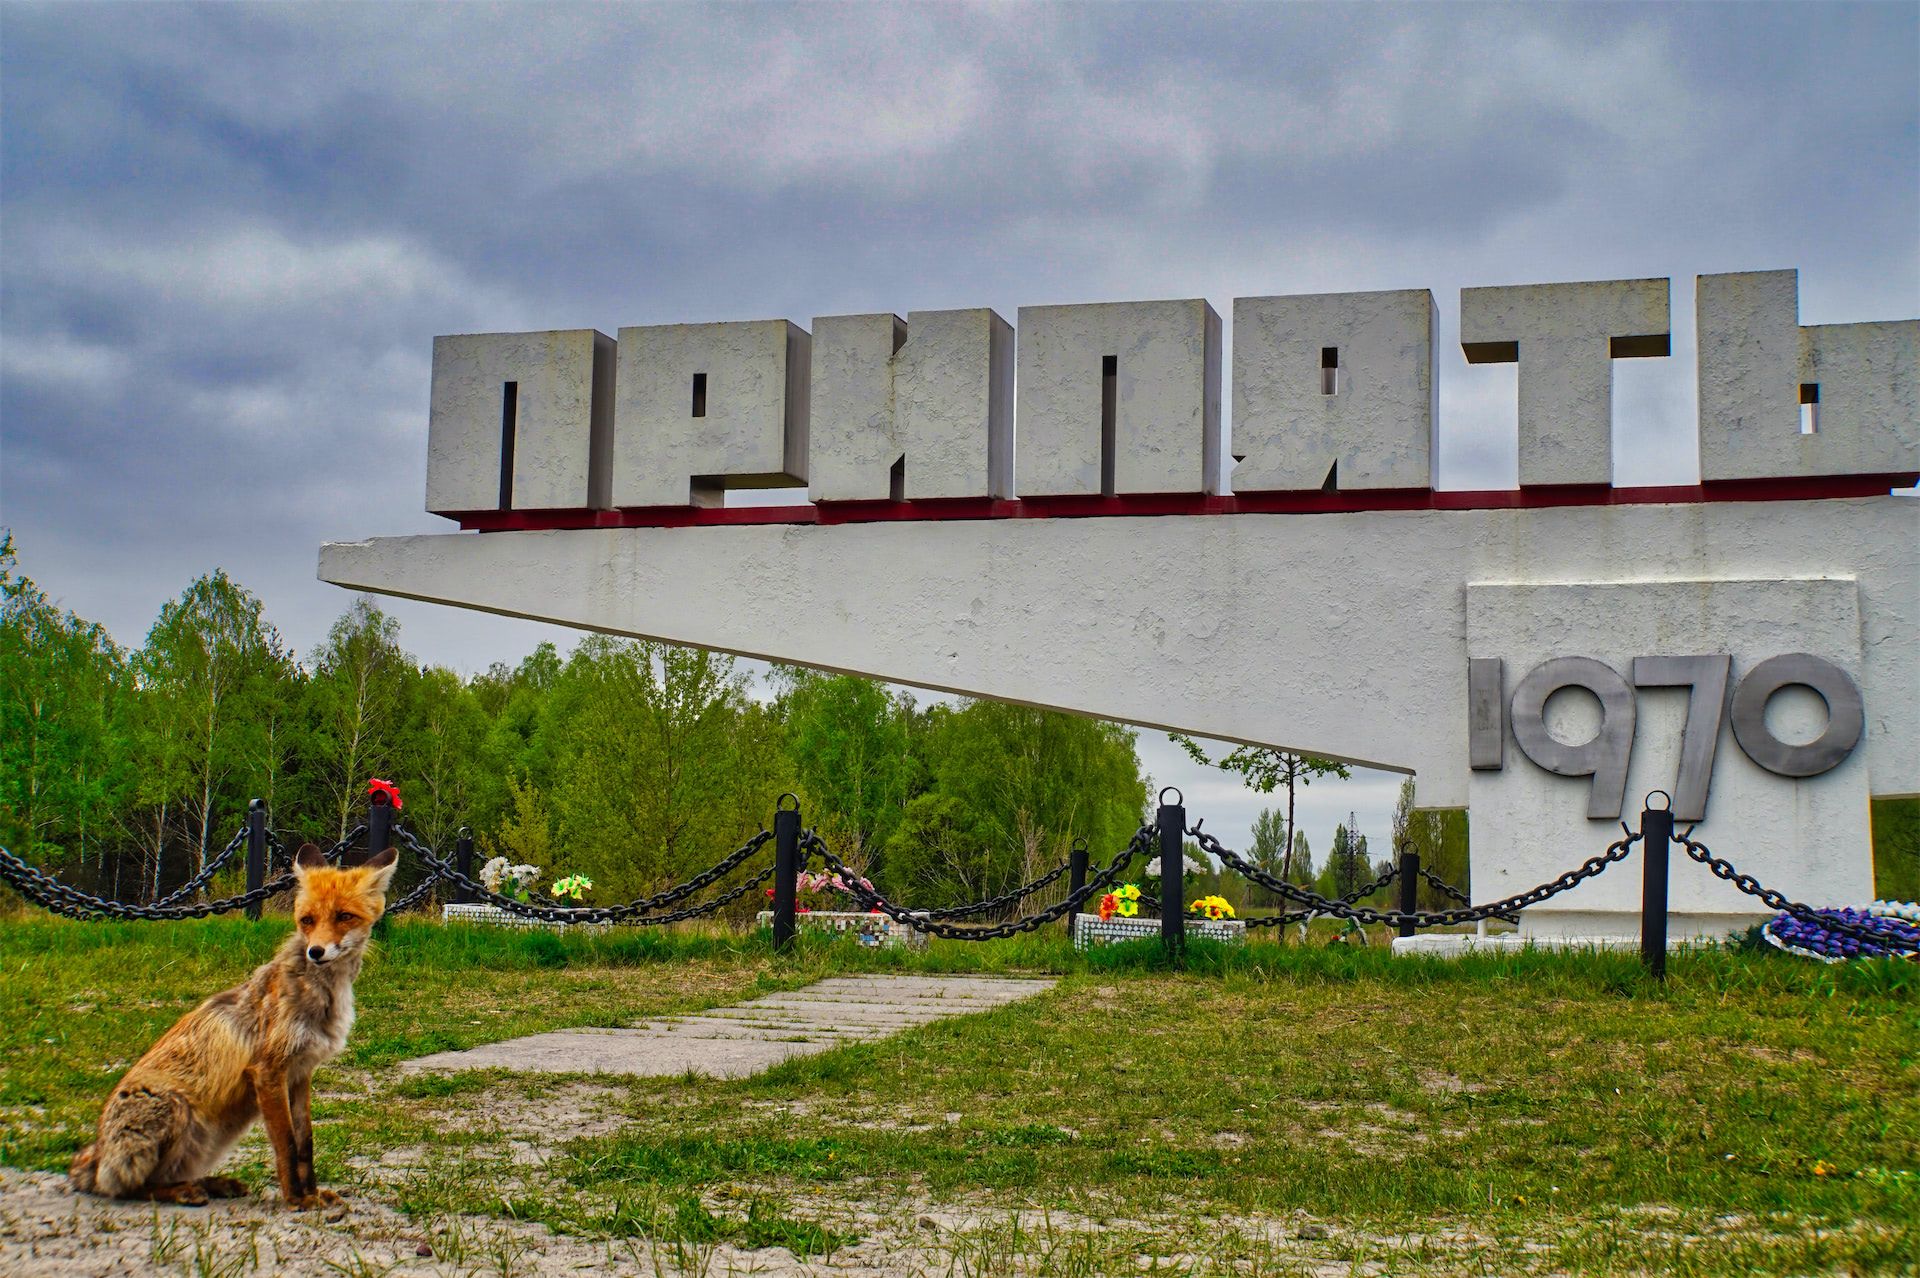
{"left": 69, "top": 845, "right": 399, "bottom": 1209}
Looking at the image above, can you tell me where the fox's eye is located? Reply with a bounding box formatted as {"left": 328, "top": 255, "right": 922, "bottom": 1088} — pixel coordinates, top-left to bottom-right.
{"left": 299, "top": 916, "right": 315, "bottom": 928}
{"left": 335, "top": 912, "right": 357, "bottom": 925}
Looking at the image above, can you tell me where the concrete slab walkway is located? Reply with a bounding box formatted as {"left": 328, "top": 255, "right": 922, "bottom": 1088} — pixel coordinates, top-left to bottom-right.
{"left": 402, "top": 974, "right": 1057, "bottom": 1079}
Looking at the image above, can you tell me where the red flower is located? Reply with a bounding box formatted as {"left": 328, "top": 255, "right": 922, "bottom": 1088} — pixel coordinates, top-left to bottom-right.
{"left": 367, "top": 778, "right": 403, "bottom": 809}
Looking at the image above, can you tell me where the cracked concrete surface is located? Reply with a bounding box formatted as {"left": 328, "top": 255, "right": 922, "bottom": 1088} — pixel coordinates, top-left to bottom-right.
{"left": 402, "top": 974, "right": 1058, "bottom": 1078}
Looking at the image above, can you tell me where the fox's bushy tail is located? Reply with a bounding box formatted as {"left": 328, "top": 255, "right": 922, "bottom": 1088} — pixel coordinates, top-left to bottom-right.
{"left": 67, "top": 1143, "right": 98, "bottom": 1193}
{"left": 85, "top": 1087, "right": 191, "bottom": 1198}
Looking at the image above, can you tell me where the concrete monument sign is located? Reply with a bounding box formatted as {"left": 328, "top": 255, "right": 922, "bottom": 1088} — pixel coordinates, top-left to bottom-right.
{"left": 327, "top": 271, "right": 1919, "bottom": 939}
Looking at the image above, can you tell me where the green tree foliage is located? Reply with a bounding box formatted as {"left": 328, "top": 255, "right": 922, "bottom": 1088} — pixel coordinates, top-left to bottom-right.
{"left": 302, "top": 597, "right": 410, "bottom": 839}
{"left": 1289, "top": 830, "right": 1314, "bottom": 885}
{"left": 773, "top": 669, "right": 914, "bottom": 870}
{"left": 880, "top": 700, "right": 1146, "bottom": 906}
{"left": 545, "top": 638, "right": 794, "bottom": 901}
{"left": 1169, "top": 736, "right": 1349, "bottom": 890}
{"left": 0, "top": 536, "right": 128, "bottom": 872}
{"left": 1392, "top": 777, "right": 1472, "bottom": 909}
{"left": 137, "top": 571, "right": 291, "bottom": 883}
{"left": 1324, "top": 817, "right": 1370, "bottom": 898}
{"left": 1247, "top": 807, "right": 1292, "bottom": 906}
{"left": 0, "top": 540, "right": 1153, "bottom": 913}
{"left": 1870, "top": 796, "right": 1918, "bottom": 901}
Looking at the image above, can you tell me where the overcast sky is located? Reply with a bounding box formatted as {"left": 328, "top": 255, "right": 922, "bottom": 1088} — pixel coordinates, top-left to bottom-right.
{"left": 2, "top": 1, "right": 1915, "bottom": 858}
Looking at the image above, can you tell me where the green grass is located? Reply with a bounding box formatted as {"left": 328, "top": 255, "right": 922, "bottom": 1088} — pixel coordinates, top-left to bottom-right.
{"left": 3, "top": 913, "right": 1917, "bottom": 1274}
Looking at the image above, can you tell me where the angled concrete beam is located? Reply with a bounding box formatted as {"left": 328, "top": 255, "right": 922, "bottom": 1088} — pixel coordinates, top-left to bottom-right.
{"left": 320, "top": 496, "right": 1917, "bottom": 813}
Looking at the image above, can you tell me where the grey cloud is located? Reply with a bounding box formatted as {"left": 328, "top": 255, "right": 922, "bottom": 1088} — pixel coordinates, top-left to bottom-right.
{"left": 2, "top": 0, "right": 1914, "bottom": 686}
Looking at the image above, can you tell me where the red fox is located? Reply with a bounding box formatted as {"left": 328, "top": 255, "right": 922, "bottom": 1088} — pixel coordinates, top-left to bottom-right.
{"left": 68, "top": 843, "right": 399, "bottom": 1208}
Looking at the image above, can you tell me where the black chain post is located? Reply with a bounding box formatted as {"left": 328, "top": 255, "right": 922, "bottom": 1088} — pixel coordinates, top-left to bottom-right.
{"left": 1157, "top": 788, "right": 1186, "bottom": 959}
{"left": 1065, "top": 837, "right": 1089, "bottom": 938}
{"left": 245, "top": 799, "right": 267, "bottom": 921}
{"left": 773, "top": 794, "right": 801, "bottom": 952}
{"left": 1641, "top": 792, "right": 1672, "bottom": 979}
{"left": 454, "top": 827, "right": 475, "bottom": 904}
{"left": 1397, "top": 843, "right": 1419, "bottom": 940}
{"left": 365, "top": 791, "right": 393, "bottom": 868}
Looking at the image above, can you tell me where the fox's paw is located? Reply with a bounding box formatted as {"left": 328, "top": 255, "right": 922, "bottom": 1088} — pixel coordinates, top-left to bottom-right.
{"left": 163, "top": 1182, "right": 211, "bottom": 1207}
{"left": 288, "top": 1190, "right": 348, "bottom": 1216}
{"left": 200, "top": 1176, "right": 250, "bottom": 1199}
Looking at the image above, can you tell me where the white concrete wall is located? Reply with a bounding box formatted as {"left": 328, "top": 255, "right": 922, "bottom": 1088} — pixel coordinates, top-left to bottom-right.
{"left": 611, "top": 320, "right": 810, "bottom": 507}
{"left": 323, "top": 494, "right": 1917, "bottom": 927}
{"left": 1467, "top": 578, "right": 1871, "bottom": 934}
{"left": 1231, "top": 289, "right": 1436, "bottom": 491}
{"left": 427, "top": 329, "right": 615, "bottom": 513}
{"left": 1697, "top": 270, "right": 1920, "bottom": 482}
{"left": 1015, "top": 299, "right": 1222, "bottom": 496}
{"left": 1460, "top": 278, "right": 1670, "bottom": 487}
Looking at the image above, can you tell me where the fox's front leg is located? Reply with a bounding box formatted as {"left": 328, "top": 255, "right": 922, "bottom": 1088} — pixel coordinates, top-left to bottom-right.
{"left": 249, "top": 1064, "right": 312, "bottom": 1209}
{"left": 287, "top": 1072, "right": 342, "bottom": 1207}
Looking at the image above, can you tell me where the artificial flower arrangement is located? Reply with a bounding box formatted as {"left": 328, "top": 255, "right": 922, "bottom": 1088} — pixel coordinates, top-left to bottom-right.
{"left": 1096, "top": 884, "right": 1235, "bottom": 921}
{"left": 479, "top": 856, "right": 541, "bottom": 901}
{"left": 550, "top": 874, "right": 594, "bottom": 902}
{"left": 765, "top": 869, "right": 879, "bottom": 914}
{"left": 1097, "top": 883, "right": 1144, "bottom": 920}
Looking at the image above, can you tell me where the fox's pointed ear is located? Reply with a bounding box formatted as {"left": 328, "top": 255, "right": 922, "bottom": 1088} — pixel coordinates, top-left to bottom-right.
{"left": 360, "top": 845, "right": 399, "bottom": 894}
{"left": 293, "top": 844, "right": 325, "bottom": 875}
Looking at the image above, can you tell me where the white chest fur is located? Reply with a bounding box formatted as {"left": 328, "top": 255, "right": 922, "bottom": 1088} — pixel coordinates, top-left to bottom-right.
{"left": 288, "top": 982, "right": 356, "bottom": 1065}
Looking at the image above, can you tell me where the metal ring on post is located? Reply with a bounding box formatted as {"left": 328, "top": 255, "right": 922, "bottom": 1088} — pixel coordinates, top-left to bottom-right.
{"left": 777, "top": 792, "right": 802, "bottom": 812}
{"left": 1159, "top": 786, "right": 1184, "bottom": 807}
{"left": 1644, "top": 789, "right": 1672, "bottom": 812}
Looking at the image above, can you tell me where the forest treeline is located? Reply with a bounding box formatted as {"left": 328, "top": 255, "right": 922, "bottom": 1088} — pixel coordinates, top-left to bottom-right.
{"left": 0, "top": 536, "right": 1151, "bottom": 907}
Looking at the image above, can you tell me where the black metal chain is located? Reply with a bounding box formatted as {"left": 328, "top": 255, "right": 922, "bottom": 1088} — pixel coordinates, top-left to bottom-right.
{"left": 1236, "top": 863, "right": 1413, "bottom": 930}
{"left": 1189, "top": 821, "right": 1640, "bottom": 929}
{"left": 384, "top": 871, "right": 443, "bottom": 915}
{"left": 391, "top": 822, "right": 775, "bottom": 925}
{"left": 799, "top": 826, "right": 1151, "bottom": 940}
{"left": 913, "top": 859, "right": 1075, "bottom": 921}
{"left": 1417, "top": 865, "right": 1470, "bottom": 906}
{"left": 0, "top": 844, "right": 302, "bottom": 920}
{"left": 1413, "top": 865, "right": 1520, "bottom": 925}
{"left": 1672, "top": 828, "right": 1919, "bottom": 955}
{"left": 146, "top": 826, "right": 251, "bottom": 909}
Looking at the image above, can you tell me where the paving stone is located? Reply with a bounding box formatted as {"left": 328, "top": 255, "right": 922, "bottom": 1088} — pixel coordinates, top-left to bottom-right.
{"left": 402, "top": 974, "right": 1057, "bottom": 1078}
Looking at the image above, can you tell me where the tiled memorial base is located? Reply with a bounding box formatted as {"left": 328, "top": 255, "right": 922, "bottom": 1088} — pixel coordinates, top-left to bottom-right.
{"left": 754, "top": 908, "right": 929, "bottom": 949}
{"left": 402, "top": 974, "right": 1056, "bottom": 1078}
{"left": 1391, "top": 933, "right": 1644, "bottom": 957}
{"left": 443, "top": 902, "right": 601, "bottom": 931}
{"left": 1072, "top": 912, "right": 1245, "bottom": 950}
